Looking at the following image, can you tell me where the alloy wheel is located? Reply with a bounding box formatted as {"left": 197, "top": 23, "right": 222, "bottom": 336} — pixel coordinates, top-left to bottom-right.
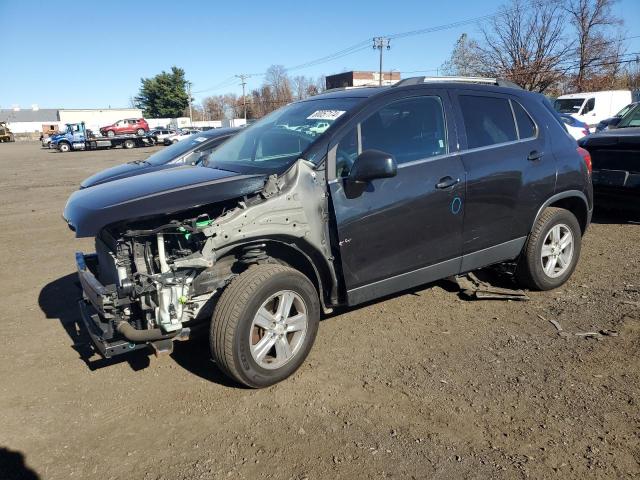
{"left": 249, "top": 290, "right": 308, "bottom": 370}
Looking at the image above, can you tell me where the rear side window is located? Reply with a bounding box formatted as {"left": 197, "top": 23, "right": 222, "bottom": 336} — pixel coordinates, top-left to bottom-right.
{"left": 459, "top": 95, "right": 517, "bottom": 148}
{"left": 511, "top": 101, "right": 537, "bottom": 139}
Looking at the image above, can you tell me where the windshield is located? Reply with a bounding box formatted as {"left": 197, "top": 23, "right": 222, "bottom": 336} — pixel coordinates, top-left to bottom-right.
{"left": 554, "top": 98, "right": 585, "bottom": 114}
{"left": 144, "top": 134, "right": 212, "bottom": 166}
{"left": 206, "top": 97, "right": 360, "bottom": 174}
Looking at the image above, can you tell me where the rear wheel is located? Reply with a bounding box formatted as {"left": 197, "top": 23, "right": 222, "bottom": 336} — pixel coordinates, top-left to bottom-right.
{"left": 123, "top": 139, "right": 135, "bottom": 149}
{"left": 136, "top": 128, "right": 145, "bottom": 136}
{"left": 210, "top": 264, "right": 320, "bottom": 388}
{"left": 516, "top": 207, "right": 582, "bottom": 290}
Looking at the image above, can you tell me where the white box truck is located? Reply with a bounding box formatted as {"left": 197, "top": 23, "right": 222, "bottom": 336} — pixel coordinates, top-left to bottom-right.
{"left": 553, "top": 90, "right": 639, "bottom": 130}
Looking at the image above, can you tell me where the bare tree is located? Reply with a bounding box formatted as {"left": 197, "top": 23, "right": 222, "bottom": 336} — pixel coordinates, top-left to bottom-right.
{"left": 265, "top": 65, "right": 293, "bottom": 106}
{"left": 222, "top": 93, "right": 244, "bottom": 118}
{"left": 564, "top": 0, "right": 625, "bottom": 91}
{"left": 202, "top": 95, "right": 225, "bottom": 121}
{"left": 475, "top": 0, "right": 571, "bottom": 92}
{"left": 441, "top": 34, "right": 484, "bottom": 76}
{"left": 291, "top": 75, "right": 309, "bottom": 100}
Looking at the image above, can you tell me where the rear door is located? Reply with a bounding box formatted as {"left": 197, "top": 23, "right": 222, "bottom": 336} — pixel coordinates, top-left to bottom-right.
{"left": 452, "top": 90, "right": 553, "bottom": 270}
{"left": 328, "top": 89, "right": 466, "bottom": 305}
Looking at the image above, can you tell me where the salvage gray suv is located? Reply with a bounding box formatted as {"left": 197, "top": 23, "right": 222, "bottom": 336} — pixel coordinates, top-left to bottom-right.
{"left": 64, "top": 77, "right": 593, "bottom": 387}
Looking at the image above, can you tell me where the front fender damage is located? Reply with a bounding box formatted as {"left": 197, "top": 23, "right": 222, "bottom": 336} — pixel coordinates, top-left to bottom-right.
{"left": 81, "top": 160, "right": 335, "bottom": 356}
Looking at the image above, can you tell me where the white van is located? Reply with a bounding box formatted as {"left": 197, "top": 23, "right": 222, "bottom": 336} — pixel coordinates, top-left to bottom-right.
{"left": 553, "top": 90, "right": 634, "bottom": 130}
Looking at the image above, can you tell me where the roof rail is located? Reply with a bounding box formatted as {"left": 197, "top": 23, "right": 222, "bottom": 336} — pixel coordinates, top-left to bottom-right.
{"left": 321, "top": 85, "right": 383, "bottom": 94}
{"left": 394, "top": 76, "right": 522, "bottom": 89}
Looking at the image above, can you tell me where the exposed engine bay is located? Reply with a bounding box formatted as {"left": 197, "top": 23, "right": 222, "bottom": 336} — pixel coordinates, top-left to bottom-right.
{"left": 76, "top": 160, "right": 334, "bottom": 356}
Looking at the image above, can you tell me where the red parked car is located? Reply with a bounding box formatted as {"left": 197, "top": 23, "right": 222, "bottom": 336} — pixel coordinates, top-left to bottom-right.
{"left": 99, "top": 118, "right": 149, "bottom": 137}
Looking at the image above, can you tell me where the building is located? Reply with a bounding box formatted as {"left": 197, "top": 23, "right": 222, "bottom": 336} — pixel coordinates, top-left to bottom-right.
{"left": 0, "top": 108, "right": 59, "bottom": 136}
{"left": 325, "top": 71, "right": 401, "bottom": 90}
{"left": 0, "top": 107, "right": 144, "bottom": 140}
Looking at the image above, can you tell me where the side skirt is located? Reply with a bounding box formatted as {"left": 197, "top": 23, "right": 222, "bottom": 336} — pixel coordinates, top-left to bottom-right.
{"left": 345, "top": 237, "right": 527, "bottom": 306}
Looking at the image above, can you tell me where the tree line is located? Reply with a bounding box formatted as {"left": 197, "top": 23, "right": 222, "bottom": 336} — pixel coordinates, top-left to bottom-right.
{"left": 194, "top": 66, "right": 326, "bottom": 121}
{"left": 440, "top": 0, "right": 639, "bottom": 94}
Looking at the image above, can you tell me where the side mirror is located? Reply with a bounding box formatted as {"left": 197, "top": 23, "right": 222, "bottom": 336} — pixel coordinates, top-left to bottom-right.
{"left": 348, "top": 149, "right": 397, "bottom": 183}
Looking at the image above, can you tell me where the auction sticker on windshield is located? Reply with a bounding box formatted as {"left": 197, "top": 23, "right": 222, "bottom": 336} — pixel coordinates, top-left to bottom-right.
{"left": 307, "top": 110, "right": 346, "bottom": 121}
{"left": 194, "top": 137, "right": 208, "bottom": 142}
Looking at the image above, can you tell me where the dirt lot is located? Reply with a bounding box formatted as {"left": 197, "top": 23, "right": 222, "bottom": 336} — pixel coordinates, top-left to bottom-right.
{"left": 0, "top": 141, "right": 638, "bottom": 480}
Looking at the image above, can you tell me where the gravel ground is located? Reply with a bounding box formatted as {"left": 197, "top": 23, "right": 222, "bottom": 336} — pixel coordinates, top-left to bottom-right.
{"left": 0, "top": 142, "right": 638, "bottom": 480}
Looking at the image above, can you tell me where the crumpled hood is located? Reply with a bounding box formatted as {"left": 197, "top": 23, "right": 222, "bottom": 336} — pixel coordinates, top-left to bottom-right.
{"left": 64, "top": 165, "right": 266, "bottom": 237}
{"left": 80, "top": 162, "right": 182, "bottom": 188}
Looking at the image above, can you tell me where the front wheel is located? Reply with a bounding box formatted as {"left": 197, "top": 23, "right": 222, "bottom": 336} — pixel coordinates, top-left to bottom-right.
{"left": 58, "top": 142, "right": 71, "bottom": 153}
{"left": 210, "top": 264, "right": 320, "bottom": 388}
{"left": 123, "top": 139, "right": 135, "bottom": 149}
{"left": 516, "top": 207, "right": 582, "bottom": 290}
{"left": 106, "top": 130, "right": 115, "bottom": 137}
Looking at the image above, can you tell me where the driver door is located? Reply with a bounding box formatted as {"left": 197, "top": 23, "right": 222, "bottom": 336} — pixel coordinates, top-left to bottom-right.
{"left": 328, "top": 90, "right": 466, "bottom": 305}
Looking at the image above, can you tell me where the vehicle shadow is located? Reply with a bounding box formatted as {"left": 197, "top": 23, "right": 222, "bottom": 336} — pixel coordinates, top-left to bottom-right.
{"left": 0, "top": 446, "right": 40, "bottom": 480}
{"left": 591, "top": 207, "right": 640, "bottom": 225}
{"left": 38, "top": 273, "right": 151, "bottom": 372}
{"left": 170, "top": 332, "right": 243, "bottom": 388}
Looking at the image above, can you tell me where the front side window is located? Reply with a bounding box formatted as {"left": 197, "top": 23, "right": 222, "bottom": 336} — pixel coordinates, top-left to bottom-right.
{"left": 335, "top": 95, "right": 448, "bottom": 176}
{"left": 618, "top": 106, "right": 640, "bottom": 128}
{"left": 581, "top": 98, "right": 595, "bottom": 114}
{"left": 336, "top": 127, "right": 358, "bottom": 177}
{"left": 459, "top": 95, "right": 517, "bottom": 148}
{"left": 361, "top": 96, "right": 448, "bottom": 164}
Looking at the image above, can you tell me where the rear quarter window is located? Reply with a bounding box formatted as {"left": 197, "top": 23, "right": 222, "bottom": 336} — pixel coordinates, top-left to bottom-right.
{"left": 459, "top": 95, "right": 517, "bottom": 149}
{"left": 511, "top": 100, "right": 537, "bottom": 139}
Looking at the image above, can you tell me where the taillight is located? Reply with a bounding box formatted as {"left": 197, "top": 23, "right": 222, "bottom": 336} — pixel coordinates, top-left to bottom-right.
{"left": 577, "top": 146, "right": 592, "bottom": 174}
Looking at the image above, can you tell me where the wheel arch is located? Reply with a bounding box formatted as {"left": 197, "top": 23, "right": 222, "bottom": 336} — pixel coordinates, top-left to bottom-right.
{"left": 532, "top": 190, "right": 590, "bottom": 234}
{"left": 218, "top": 237, "right": 336, "bottom": 314}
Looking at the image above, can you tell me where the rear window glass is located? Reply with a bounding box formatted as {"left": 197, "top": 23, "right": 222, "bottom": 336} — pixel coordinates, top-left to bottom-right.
{"left": 511, "top": 101, "right": 537, "bottom": 139}
{"left": 459, "top": 95, "right": 517, "bottom": 149}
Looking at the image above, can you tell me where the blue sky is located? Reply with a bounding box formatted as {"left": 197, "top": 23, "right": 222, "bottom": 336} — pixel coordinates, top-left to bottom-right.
{"left": 1, "top": 0, "right": 639, "bottom": 109}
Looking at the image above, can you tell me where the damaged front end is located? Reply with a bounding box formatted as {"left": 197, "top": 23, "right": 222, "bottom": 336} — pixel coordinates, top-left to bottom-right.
{"left": 72, "top": 160, "right": 333, "bottom": 358}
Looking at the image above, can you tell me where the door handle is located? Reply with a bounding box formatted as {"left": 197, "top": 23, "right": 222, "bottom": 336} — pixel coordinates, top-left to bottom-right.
{"left": 436, "top": 176, "right": 460, "bottom": 189}
{"left": 528, "top": 150, "right": 544, "bottom": 161}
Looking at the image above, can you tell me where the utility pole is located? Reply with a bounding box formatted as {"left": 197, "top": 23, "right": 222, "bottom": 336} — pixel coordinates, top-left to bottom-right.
{"left": 236, "top": 74, "right": 249, "bottom": 123}
{"left": 373, "top": 37, "right": 391, "bottom": 86}
{"left": 187, "top": 81, "right": 193, "bottom": 126}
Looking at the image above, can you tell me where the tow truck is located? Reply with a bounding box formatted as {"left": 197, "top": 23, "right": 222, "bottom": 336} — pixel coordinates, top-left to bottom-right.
{"left": 52, "top": 122, "right": 154, "bottom": 152}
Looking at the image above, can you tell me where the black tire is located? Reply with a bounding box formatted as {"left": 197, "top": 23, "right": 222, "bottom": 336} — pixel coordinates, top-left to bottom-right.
{"left": 516, "top": 207, "right": 582, "bottom": 290}
{"left": 136, "top": 128, "right": 145, "bottom": 136}
{"left": 123, "top": 139, "right": 135, "bottom": 149}
{"left": 210, "top": 264, "right": 320, "bottom": 388}
{"left": 58, "top": 142, "right": 71, "bottom": 153}
{"left": 106, "top": 130, "right": 115, "bottom": 137}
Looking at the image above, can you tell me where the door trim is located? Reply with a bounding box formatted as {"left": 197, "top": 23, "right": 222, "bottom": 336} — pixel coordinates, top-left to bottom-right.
{"left": 346, "top": 256, "right": 461, "bottom": 306}
{"left": 460, "top": 237, "right": 527, "bottom": 273}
